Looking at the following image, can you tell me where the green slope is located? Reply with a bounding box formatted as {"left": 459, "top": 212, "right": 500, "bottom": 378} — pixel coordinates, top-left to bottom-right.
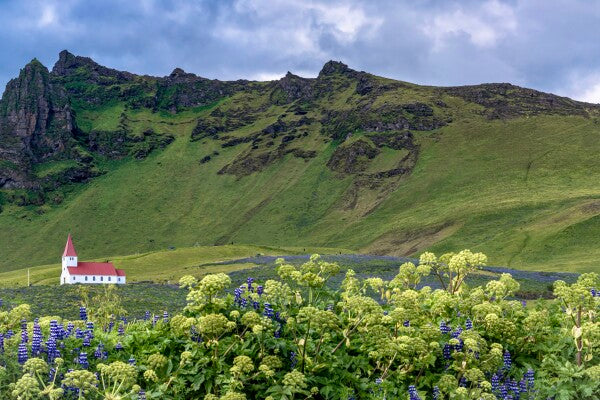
{"left": 1, "top": 56, "right": 599, "bottom": 273}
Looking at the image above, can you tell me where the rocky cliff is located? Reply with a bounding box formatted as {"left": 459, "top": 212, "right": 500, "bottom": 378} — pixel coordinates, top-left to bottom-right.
{"left": 0, "top": 59, "right": 76, "bottom": 189}
{"left": 0, "top": 50, "right": 597, "bottom": 200}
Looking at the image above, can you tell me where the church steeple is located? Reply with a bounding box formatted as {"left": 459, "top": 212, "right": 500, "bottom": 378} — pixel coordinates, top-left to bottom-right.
{"left": 62, "top": 234, "right": 78, "bottom": 268}
{"left": 63, "top": 233, "right": 77, "bottom": 257}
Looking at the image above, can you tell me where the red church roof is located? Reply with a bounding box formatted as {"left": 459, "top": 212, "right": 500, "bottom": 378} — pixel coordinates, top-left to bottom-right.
{"left": 63, "top": 234, "right": 77, "bottom": 257}
{"left": 67, "top": 262, "right": 124, "bottom": 276}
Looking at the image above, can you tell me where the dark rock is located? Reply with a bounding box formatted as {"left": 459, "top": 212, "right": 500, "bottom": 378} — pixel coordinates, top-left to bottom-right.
{"left": 281, "top": 135, "right": 295, "bottom": 143}
{"left": 369, "top": 131, "right": 414, "bottom": 150}
{"left": 444, "top": 83, "right": 589, "bottom": 118}
{"left": 318, "top": 61, "right": 353, "bottom": 77}
{"left": 327, "top": 139, "right": 380, "bottom": 174}
{"left": 270, "top": 72, "right": 313, "bottom": 104}
{"left": 0, "top": 59, "right": 77, "bottom": 188}
{"left": 356, "top": 75, "right": 375, "bottom": 95}
{"left": 52, "top": 50, "right": 135, "bottom": 83}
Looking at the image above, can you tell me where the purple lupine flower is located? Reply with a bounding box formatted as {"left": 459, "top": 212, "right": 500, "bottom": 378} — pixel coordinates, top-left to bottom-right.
{"left": 138, "top": 390, "right": 146, "bottom": 400}
{"left": 327, "top": 304, "right": 334, "bottom": 311}
{"left": 519, "top": 379, "right": 527, "bottom": 393}
{"left": 503, "top": 350, "right": 512, "bottom": 370}
{"left": 443, "top": 343, "right": 452, "bottom": 359}
{"left": 263, "top": 303, "right": 274, "bottom": 318}
{"left": 6, "top": 329, "right": 14, "bottom": 339}
{"left": 190, "top": 326, "right": 202, "bottom": 343}
{"left": 451, "top": 326, "right": 463, "bottom": 339}
{"left": 465, "top": 318, "right": 473, "bottom": 330}
{"left": 18, "top": 342, "right": 28, "bottom": 364}
{"left": 21, "top": 326, "right": 28, "bottom": 343}
{"left": 525, "top": 369, "right": 535, "bottom": 388}
{"left": 253, "top": 301, "right": 260, "bottom": 310}
{"left": 115, "top": 342, "right": 123, "bottom": 351}
{"left": 144, "top": 311, "right": 151, "bottom": 320}
{"left": 375, "top": 378, "right": 383, "bottom": 385}
{"left": 440, "top": 321, "right": 451, "bottom": 335}
{"left": 163, "top": 311, "right": 169, "bottom": 322}
{"left": 46, "top": 336, "right": 58, "bottom": 363}
{"left": 408, "top": 385, "right": 421, "bottom": 400}
{"left": 118, "top": 324, "right": 125, "bottom": 336}
{"left": 432, "top": 386, "right": 440, "bottom": 400}
{"left": 290, "top": 351, "right": 297, "bottom": 368}
{"left": 0, "top": 333, "right": 4, "bottom": 353}
{"left": 94, "top": 343, "right": 105, "bottom": 359}
{"left": 31, "top": 320, "right": 42, "bottom": 356}
{"left": 234, "top": 287, "right": 243, "bottom": 305}
{"left": 79, "top": 352, "right": 89, "bottom": 369}
{"left": 82, "top": 335, "right": 91, "bottom": 347}
{"left": 108, "top": 321, "right": 114, "bottom": 332}
{"left": 491, "top": 374, "right": 500, "bottom": 392}
{"left": 128, "top": 356, "right": 136, "bottom": 366}
{"left": 257, "top": 285, "right": 264, "bottom": 296}
{"left": 153, "top": 315, "right": 159, "bottom": 326}
{"left": 508, "top": 378, "right": 519, "bottom": 395}
{"left": 50, "top": 320, "right": 61, "bottom": 339}
{"left": 459, "top": 376, "right": 467, "bottom": 387}
{"left": 247, "top": 277, "right": 254, "bottom": 292}
{"left": 79, "top": 306, "right": 88, "bottom": 321}
{"left": 499, "top": 383, "right": 508, "bottom": 398}
{"left": 403, "top": 320, "right": 410, "bottom": 327}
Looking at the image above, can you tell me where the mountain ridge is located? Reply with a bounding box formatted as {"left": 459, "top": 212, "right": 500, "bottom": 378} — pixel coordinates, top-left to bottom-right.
{"left": 0, "top": 50, "right": 599, "bottom": 273}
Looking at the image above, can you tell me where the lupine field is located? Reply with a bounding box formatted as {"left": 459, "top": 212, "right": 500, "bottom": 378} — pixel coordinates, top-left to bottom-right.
{"left": 0, "top": 251, "right": 599, "bottom": 399}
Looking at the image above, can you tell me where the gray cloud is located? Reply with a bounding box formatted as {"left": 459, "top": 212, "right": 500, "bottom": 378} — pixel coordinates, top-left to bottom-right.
{"left": 1, "top": 0, "right": 599, "bottom": 102}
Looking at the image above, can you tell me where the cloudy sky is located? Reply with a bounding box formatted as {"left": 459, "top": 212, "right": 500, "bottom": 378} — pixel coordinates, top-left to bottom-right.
{"left": 1, "top": 0, "right": 599, "bottom": 103}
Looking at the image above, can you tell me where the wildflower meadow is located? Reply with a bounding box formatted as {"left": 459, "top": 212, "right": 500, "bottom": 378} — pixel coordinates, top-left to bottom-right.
{"left": 0, "top": 251, "right": 599, "bottom": 399}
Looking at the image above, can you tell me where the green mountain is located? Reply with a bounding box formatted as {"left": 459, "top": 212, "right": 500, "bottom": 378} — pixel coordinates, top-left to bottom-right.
{"left": 1, "top": 50, "right": 599, "bottom": 273}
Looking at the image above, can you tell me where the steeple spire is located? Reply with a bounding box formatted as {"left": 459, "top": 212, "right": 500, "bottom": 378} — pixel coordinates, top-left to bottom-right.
{"left": 63, "top": 234, "right": 77, "bottom": 257}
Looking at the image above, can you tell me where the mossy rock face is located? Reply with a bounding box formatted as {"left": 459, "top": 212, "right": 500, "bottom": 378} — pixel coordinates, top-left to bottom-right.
{"left": 444, "top": 83, "right": 589, "bottom": 118}
{"left": 327, "top": 139, "right": 380, "bottom": 174}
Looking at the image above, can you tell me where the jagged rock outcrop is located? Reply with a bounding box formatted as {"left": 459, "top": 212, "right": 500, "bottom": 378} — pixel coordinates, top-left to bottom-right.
{"left": 0, "top": 59, "right": 76, "bottom": 188}
{"left": 443, "top": 83, "right": 590, "bottom": 119}
{"left": 52, "top": 50, "right": 135, "bottom": 83}
{"left": 155, "top": 68, "right": 248, "bottom": 112}
{"left": 270, "top": 72, "right": 313, "bottom": 104}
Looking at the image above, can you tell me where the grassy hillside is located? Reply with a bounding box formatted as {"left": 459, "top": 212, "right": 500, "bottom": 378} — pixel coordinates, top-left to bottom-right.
{"left": 1, "top": 56, "right": 599, "bottom": 274}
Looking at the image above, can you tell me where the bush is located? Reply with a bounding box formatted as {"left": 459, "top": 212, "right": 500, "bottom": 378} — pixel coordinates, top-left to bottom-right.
{"left": 0, "top": 251, "right": 598, "bottom": 399}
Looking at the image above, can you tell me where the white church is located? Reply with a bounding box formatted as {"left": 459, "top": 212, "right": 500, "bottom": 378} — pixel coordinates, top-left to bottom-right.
{"left": 60, "top": 234, "right": 126, "bottom": 285}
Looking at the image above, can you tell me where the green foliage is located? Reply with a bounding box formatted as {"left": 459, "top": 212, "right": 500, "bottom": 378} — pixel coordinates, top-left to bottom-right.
{"left": 1, "top": 250, "right": 598, "bottom": 399}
